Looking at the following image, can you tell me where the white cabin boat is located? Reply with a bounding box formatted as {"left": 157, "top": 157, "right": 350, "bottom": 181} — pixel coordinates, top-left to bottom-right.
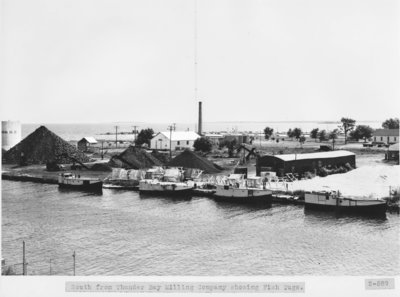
{"left": 58, "top": 173, "right": 103, "bottom": 192}
{"left": 304, "top": 191, "right": 387, "bottom": 215}
{"left": 139, "top": 168, "right": 194, "bottom": 196}
{"left": 214, "top": 175, "right": 273, "bottom": 204}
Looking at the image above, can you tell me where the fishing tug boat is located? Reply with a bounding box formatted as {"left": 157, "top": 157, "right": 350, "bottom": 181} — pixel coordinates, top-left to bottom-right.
{"left": 213, "top": 175, "right": 273, "bottom": 204}
{"left": 304, "top": 191, "right": 387, "bottom": 215}
{"left": 58, "top": 172, "right": 103, "bottom": 192}
{"left": 139, "top": 168, "right": 194, "bottom": 196}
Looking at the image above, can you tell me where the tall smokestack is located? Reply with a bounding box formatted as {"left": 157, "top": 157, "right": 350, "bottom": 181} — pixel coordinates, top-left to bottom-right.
{"left": 198, "top": 101, "right": 202, "bottom": 136}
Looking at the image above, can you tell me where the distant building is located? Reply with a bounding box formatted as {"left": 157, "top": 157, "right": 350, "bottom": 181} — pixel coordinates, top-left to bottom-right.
{"left": 256, "top": 150, "right": 356, "bottom": 177}
{"left": 223, "top": 133, "right": 249, "bottom": 145}
{"left": 386, "top": 143, "right": 399, "bottom": 163}
{"left": 77, "top": 137, "right": 98, "bottom": 151}
{"left": 203, "top": 133, "right": 224, "bottom": 145}
{"left": 1, "top": 120, "right": 21, "bottom": 151}
{"left": 373, "top": 129, "right": 399, "bottom": 145}
{"left": 150, "top": 131, "right": 200, "bottom": 151}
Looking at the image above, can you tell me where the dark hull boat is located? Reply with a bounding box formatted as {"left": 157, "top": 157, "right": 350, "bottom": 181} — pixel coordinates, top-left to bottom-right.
{"left": 58, "top": 173, "right": 103, "bottom": 192}
{"left": 304, "top": 191, "right": 387, "bottom": 216}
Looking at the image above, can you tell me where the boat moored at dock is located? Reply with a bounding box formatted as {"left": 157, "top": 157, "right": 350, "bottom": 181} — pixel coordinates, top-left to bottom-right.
{"left": 58, "top": 173, "right": 103, "bottom": 192}
{"left": 304, "top": 191, "right": 387, "bottom": 215}
{"left": 138, "top": 168, "right": 194, "bottom": 196}
{"left": 213, "top": 175, "right": 273, "bottom": 204}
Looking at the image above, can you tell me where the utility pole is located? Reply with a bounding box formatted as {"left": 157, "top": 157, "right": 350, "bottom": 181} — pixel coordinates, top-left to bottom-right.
{"left": 22, "top": 241, "right": 26, "bottom": 276}
{"left": 72, "top": 251, "right": 76, "bottom": 276}
{"left": 101, "top": 141, "right": 104, "bottom": 160}
{"left": 49, "top": 258, "right": 52, "bottom": 275}
{"left": 114, "top": 126, "right": 119, "bottom": 148}
{"left": 168, "top": 125, "right": 173, "bottom": 159}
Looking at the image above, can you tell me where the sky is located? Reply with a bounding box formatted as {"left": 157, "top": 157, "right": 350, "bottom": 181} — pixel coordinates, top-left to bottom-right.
{"left": 0, "top": 0, "right": 399, "bottom": 124}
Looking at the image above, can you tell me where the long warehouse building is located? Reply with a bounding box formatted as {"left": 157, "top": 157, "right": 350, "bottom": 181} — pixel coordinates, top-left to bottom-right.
{"left": 256, "top": 150, "right": 356, "bottom": 176}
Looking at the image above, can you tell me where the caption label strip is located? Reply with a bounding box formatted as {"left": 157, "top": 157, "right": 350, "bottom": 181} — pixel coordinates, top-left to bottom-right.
{"left": 365, "top": 278, "right": 395, "bottom": 290}
{"left": 66, "top": 282, "right": 305, "bottom": 293}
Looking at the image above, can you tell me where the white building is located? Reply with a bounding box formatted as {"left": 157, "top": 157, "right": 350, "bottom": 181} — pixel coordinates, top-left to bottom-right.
{"left": 150, "top": 131, "right": 200, "bottom": 151}
{"left": 373, "top": 129, "right": 399, "bottom": 145}
{"left": 2, "top": 120, "right": 21, "bottom": 151}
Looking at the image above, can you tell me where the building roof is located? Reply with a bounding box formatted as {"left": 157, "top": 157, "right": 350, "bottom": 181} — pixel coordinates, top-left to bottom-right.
{"left": 388, "top": 143, "right": 399, "bottom": 151}
{"left": 373, "top": 129, "right": 399, "bottom": 137}
{"left": 265, "top": 150, "right": 355, "bottom": 162}
{"left": 157, "top": 131, "right": 200, "bottom": 141}
{"left": 79, "top": 137, "right": 97, "bottom": 144}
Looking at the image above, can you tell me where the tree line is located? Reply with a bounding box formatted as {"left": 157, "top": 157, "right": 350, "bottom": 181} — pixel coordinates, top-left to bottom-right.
{"left": 263, "top": 117, "right": 399, "bottom": 145}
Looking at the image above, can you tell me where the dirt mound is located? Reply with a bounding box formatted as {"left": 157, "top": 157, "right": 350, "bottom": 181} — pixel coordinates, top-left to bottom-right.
{"left": 167, "top": 149, "right": 222, "bottom": 174}
{"left": 3, "top": 126, "right": 90, "bottom": 165}
{"left": 108, "top": 146, "right": 163, "bottom": 169}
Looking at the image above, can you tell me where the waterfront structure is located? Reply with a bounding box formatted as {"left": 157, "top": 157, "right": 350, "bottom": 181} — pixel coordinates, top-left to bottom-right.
{"left": 386, "top": 143, "right": 399, "bottom": 163}
{"left": 1, "top": 120, "right": 21, "bottom": 151}
{"left": 150, "top": 131, "right": 200, "bottom": 151}
{"left": 372, "top": 129, "right": 399, "bottom": 145}
{"left": 256, "top": 150, "right": 356, "bottom": 176}
{"left": 77, "top": 137, "right": 98, "bottom": 151}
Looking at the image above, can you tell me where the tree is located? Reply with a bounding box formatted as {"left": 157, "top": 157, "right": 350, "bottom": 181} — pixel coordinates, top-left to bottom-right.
{"left": 328, "top": 129, "right": 339, "bottom": 150}
{"left": 299, "top": 135, "right": 306, "bottom": 147}
{"left": 135, "top": 128, "right": 154, "bottom": 147}
{"left": 292, "top": 127, "right": 302, "bottom": 140}
{"left": 287, "top": 129, "right": 293, "bottom": 139}
{"left": 263, "top": 127, "right": 274, "bottom": 140}
{"left": 310, "top": 128, "right": 319, "bottom": 142}
{"left": 219, "top": 138, "right": 238, "bottom": 157}
{"left": 340, "top": 117, "right": 356, "bottom": 144}
{"left": 193, "top": 137, "right": 213, "bottom": 153}
{"left": 382, "top": 118, "right": 399, "bottom": 129}
{"left": 318, "top": 129, "right": 327, "bottom": 142}
{"left": 349, "top": 125, "right": 374, "bottom": 142}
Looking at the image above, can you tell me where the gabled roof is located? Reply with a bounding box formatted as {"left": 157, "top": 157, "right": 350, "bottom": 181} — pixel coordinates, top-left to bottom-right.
{"left": 156, "top": 131, "right": 200, "bottom": 141}
{"left": 79, "top": 137, "right": 97, "bottom": 144}
{"left": 373, "top": 129, "right": 399, "bottom": 137}
{"left": 264, "top": 150, "right": 355, "bottom": 162}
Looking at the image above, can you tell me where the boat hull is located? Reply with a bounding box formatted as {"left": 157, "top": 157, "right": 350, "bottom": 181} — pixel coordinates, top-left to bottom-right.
{"left": 213, "top": 186, "right": 273, "bottom": 204}
{"left": 139, "top": 181, "right": 194, "bottom": 197}
{"left": 304, "top": 202, "right": 387, "bottom": 215}
{"left": 304, "top": 192, "right": 387, "bottom": 216}
{"left": 58, "top": 181, "right": 103, "bottom": 192}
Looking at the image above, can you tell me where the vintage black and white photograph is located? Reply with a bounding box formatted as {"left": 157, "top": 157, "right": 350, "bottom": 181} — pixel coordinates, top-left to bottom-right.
{"left": 1, "top": 0, "right": 399, "bottom": 296}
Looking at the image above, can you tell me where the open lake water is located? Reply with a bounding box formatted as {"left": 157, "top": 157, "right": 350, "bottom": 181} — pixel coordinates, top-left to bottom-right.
{"left": 2, "top": 180, "right": 399, "bottom": 276}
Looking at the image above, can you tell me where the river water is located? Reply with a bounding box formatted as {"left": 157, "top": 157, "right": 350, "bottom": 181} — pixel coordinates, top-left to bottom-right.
{"left": 2, "top": 180, "right": 399, "bottom": 276}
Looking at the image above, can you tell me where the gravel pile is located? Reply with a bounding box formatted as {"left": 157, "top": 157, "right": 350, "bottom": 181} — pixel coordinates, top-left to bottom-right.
{"left": 3, "top": 126, "right": 90, "bottom": 165}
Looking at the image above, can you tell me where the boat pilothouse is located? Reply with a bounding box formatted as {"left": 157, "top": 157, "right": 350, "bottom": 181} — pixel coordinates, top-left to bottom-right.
{"left": 58, "top": 172, "right": 103, "bottom": 192}
{"left": 214, "top": 174, "right": 273, "bottom": 204}
{"left": 304, "top": 190, "right": 387, "bottom": 215}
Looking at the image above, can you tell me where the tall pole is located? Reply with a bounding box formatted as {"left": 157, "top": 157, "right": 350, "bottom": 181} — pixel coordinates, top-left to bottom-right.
{"left": 22, "top": 241, "right": 26, "bottom": 276}
{"left": 72, "top": 251, "right": 76, "bottom": 276}
{"left": 132, "top": 125, "right": 139, "bottom": 145}
{"left": 49, "top": 258, "right": 52, "bottom": 275}
{"left": 168, "top": 125, "right": 173, "bottom": 159}
{"left": 114, "top": 126, "right": 119, "bottom": 148}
